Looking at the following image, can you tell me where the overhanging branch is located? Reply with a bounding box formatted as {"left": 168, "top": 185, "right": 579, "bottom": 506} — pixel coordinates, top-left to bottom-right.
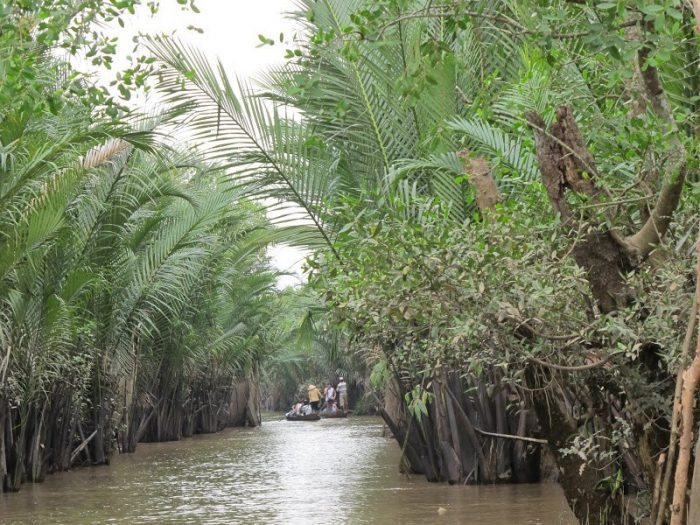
{"left": 623, "top": 46, "right": 687, "bottom": 259}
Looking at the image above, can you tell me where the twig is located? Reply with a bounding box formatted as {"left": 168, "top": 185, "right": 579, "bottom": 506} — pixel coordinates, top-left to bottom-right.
{"left": 374, "top": 7, "right": 639, "bottom": 40}
{"left": 375, "top": 10, "right": 527, "bottom": 39}
{"left": 576, "top": 195, "right": 651, "bottom": 210}
{"left": 473, "top": 426, "right": 548, "bottom": 444}
{"left": 528, "top": 351, "right": 624, "bottom": 372}
{"left": 510, "top": 316, "right": 587, "bottom": 342}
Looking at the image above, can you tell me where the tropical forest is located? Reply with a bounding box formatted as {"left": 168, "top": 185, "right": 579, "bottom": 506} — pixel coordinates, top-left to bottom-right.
{"left": 0, "top": 0, "right": 699, "bottom": 524}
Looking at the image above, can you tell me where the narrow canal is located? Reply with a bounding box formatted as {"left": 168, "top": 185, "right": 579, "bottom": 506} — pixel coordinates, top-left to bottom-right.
{"left": 0, "top": 415, "right": 576, "bottom": 524}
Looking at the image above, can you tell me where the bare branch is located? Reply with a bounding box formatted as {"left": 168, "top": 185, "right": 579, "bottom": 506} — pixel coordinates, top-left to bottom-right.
{"left": 473, "top": 426, "right": 548, "bottom": 444}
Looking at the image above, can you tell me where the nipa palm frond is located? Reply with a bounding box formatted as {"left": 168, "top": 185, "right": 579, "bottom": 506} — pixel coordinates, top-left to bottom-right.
{"left": 145, "top": 36, "right": 337, "bottom": 255}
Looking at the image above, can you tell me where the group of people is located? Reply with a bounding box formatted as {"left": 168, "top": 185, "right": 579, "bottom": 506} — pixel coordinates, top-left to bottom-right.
{"left": 288, "top": 377, "right": 348, "bottom": 416}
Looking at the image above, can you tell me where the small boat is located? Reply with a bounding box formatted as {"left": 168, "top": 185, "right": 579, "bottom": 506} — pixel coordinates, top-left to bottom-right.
{"left": 320, "top": 410, "right": 348, "bottom": 419}
{"left": 285, "top": 412, "right": 320, "bottom": 421}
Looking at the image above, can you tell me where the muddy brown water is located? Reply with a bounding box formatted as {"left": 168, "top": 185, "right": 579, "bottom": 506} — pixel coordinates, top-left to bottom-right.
{"left": 0, "top": 414, "right": 576, "bottom": 524}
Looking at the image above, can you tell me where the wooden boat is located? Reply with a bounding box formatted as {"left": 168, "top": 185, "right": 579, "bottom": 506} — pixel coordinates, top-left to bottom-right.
{"left": 320, "top": 410, "right": 348, "bottom": 419}
{"left": 285, "top": 412, "right": 320, "bottom": 421}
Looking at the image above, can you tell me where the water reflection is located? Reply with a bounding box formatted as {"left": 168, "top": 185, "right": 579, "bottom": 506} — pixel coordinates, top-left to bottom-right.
{"left": 0, "top": 415, "right": 575, "bottom": 524}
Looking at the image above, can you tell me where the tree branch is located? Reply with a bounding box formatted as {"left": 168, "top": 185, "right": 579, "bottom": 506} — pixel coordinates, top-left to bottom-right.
{"left": 624, "top": 47, "right": 687, "bottom": 259}
{"left": 473, "top": 426, "right": 548, "bottom": 444}
{"left": 374, "top": 7, "right": 639, "bottom": 40}
{"left": 528, "top": 351, "right": 623, "bottom": 372}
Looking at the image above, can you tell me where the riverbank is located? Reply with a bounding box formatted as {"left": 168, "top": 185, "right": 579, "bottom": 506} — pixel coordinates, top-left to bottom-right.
{"left": 0, "top": 414, "right": 575, "bottom": 524}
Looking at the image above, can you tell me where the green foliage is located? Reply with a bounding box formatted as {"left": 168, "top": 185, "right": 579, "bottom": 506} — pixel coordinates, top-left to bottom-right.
{"left": 0, "top": 0, "right": 196, "bottom": 123}
{"left": 0, "top": 1, "right": 298, "bottom": 486}
{"left": 260, "top": 286, "right": 367, "bottom": 409}
{"left": 405, "top": 383, "right": 433, "bottom": 422}
{"left": 370, "top": 359, "right": 392, "bottom": 390}
{"left": 146, "top": 2, "right": 699, "bottom": 517}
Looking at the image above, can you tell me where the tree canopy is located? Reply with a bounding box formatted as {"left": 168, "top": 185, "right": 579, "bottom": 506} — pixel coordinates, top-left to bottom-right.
{"left": 2, "top": 1, "right": 700, "bottom": 524}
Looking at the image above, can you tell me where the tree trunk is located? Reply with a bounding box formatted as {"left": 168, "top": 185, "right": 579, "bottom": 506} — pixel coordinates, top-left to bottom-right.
{"left": 687, "top": 438, "right": 700, "bottom": 524}
{"left": 527, "top": 367, "right": 624, "bottom": 525}
{"left": 669, "top": 237, "right": 700, "bottom": 525}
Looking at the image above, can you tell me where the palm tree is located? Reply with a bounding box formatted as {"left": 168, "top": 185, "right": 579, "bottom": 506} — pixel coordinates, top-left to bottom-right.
{"left": 144, "top": 0, "right": 551, "bottom": 478}
{"left": 147, "top": 2, "right": 700, "bottom": 523}
{"left": 260, "top": 286, "right": 367, "bottom": 411}
{"left": 0, "top": 85, "right": 287, "bottom": 495}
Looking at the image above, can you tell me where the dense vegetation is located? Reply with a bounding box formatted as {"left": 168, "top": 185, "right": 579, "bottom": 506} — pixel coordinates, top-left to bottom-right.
{"left": 4, "top": 1, "right": 700, "bottom": 524}
{"left": 0, "top": 0, "right": 285, "bottom": 493}
{"left": 259, "top": 287, "right": 369, "bottom": 411}
{"left": 151, "top": 0, "right": 700, "bottom": 523}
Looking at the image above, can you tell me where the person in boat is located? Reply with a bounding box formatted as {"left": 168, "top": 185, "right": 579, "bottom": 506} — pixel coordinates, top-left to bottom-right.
{"left": 323, "top": 382, "right": 336, "bottom": 410}
{"left": 286, "top": 400, "right": 302, "bottom": 418}
{"left": 307, "top": 384, "right": 322, "bottom": 412}
{"left": 320, "top": 391, "right": 338, "bottom": 415}
{"left": 320, "top": 403, "right": 337, "bottom": 415}
{"left": 337, "top": 376, "right": 348, "bottom": 412}
{"left": 301, "top": 402, "right": 313, "bottom": 415}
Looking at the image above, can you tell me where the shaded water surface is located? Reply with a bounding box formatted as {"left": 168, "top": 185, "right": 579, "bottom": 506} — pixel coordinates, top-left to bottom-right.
{"left": 0, "top": 415, "right": 576, "bottom": 524}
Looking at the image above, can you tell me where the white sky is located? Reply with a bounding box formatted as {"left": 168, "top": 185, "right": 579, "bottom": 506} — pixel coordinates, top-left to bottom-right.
{"left": 101, "top": 0, "right": 308, "bottom": 288}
